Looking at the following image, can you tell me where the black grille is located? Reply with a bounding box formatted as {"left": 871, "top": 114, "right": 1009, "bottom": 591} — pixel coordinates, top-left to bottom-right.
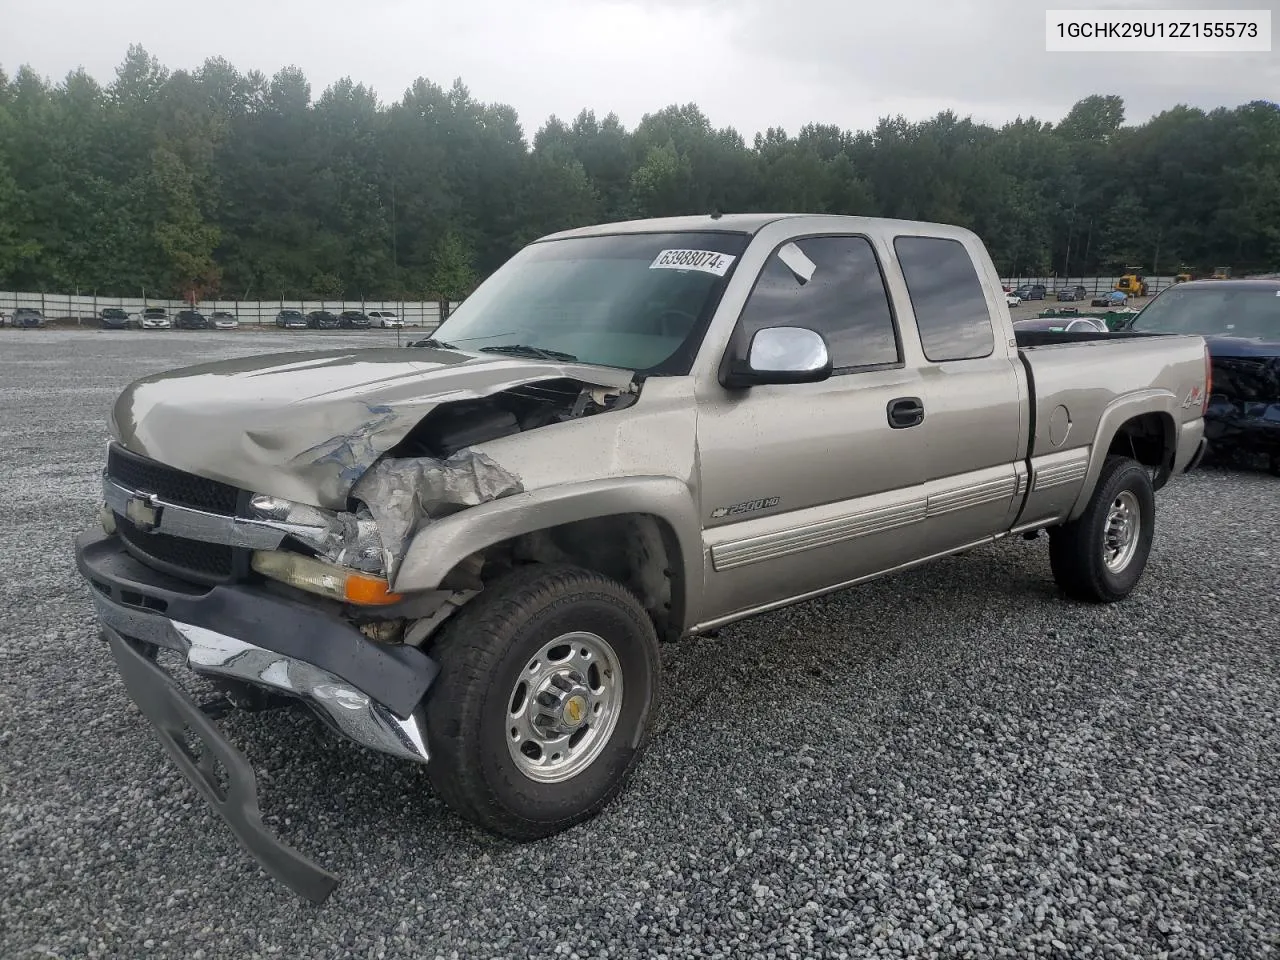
{"left": 106, "top": 443, "right": 240, "bottom": 515}
{"left": 116, "top": 514, "right": 236, "bottom": 581}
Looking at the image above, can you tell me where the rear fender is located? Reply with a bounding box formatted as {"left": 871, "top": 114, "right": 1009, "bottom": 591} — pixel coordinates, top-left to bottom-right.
{"left": 1067, "top": 390, "right": 1177, "bottom": 521}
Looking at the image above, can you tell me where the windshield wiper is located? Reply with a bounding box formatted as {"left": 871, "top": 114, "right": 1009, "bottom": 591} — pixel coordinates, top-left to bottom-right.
{"left": 478, "top": 344, "right": 579, "bottom": 362}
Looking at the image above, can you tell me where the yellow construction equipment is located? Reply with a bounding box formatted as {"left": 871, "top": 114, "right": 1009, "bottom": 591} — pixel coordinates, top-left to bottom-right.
{"left": 1115, "top": 270, "right": 1148, "bottom": 297}
{"left": 1174, "top": 265, "right": 1192, "bottom": 283}
{"left": 1210, "top": 266, "right": 1232, "bottom": 280}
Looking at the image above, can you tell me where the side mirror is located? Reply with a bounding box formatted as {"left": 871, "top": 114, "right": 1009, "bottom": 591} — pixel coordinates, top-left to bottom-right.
{"left": 721, "top": 326, "right": 833, "bottom": 389}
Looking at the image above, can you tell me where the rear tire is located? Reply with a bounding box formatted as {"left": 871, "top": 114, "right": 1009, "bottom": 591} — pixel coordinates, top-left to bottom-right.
{"left": 1048, "top": 455, "right": 1155, "bottom": 603}
{"left": 424, "top": 564, "right": 661, "bottom": 840}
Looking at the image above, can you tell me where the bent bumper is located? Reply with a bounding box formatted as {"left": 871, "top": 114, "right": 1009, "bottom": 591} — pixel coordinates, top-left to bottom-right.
{"left": 106, "top": 629, "right": 341, "bottom": 903}
{"left": 76, "top": 529, "right": 437, "bottom": 761}
{"left": 75, "top": 529, "right": 441, "bottom": 900}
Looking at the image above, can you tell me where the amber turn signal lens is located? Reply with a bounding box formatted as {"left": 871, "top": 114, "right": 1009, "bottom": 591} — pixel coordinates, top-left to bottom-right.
{"left": 251, "top": 550, "right": 403, "bottom": 606}
{"left": 343, "top": 572, "right": 403, "bottom": 606}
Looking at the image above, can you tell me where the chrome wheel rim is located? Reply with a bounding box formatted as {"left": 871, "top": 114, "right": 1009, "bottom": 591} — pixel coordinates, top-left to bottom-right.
{"left": 505, "top": 631, "right": 623, "bottom": 784}
{"left": 1102, "top": 490, "right": 1141, "bottom": 573}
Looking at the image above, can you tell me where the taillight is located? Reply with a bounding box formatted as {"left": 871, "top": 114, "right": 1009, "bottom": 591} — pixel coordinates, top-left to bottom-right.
{"left": 1202, "top": 344, "right": 1212, "bottom": 415}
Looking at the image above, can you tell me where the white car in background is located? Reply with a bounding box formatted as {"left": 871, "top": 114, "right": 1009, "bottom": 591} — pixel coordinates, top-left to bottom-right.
{"left": 210, "top": 311, "right": 239, "bottom": 330}
{"left": 140, "top": 308, "right": 171, "bottom": 329}
{"left": 1006, "top": 293, "right": 1022, "bottom": 307}
{"left": 369, "top": 310, "right": 403, "bottom": 328}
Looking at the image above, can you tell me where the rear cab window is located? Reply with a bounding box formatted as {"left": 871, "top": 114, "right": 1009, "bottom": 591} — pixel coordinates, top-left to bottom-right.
{"left": 893, "top": 236, "right": 995, "bottom": 362}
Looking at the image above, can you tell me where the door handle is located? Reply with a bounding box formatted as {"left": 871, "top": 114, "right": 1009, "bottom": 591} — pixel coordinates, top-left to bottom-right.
{"left": 887, "top": 396, "right": 925, "bottom": 429}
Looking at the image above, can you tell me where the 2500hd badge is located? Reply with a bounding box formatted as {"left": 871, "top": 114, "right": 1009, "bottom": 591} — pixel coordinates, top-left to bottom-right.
{"left": 711, "top": 497, "right": 781, "bottom": 519}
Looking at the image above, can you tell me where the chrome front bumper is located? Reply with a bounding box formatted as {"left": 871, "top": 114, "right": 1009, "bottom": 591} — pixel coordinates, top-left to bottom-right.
{"left": 91, "top": 591, "right": 431, "bottom": 764}
{"left": 77, "top": 528, "right": 440, "bottom": 902}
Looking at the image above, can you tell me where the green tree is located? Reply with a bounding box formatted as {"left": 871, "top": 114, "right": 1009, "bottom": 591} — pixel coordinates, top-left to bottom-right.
{"left": 0, "top": 51, "right": 1277, "bottom": 295}
{"left": 428, "top": 231, "right": 477, "bottom": 299}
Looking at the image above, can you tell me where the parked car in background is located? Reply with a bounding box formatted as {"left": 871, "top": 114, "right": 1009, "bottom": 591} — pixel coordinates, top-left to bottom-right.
{"left": 175, "top": 310, "right": 210, "bottom": 330}
{"left": 306, "top": 310, "right": 341, "bottom": 329}
{"left": 1014, "top": 316, "right": 1110, "bottom": 334}
{"left": 100, "top": 308, "right": 132, "bottom": 330}
{"left": 210, "top": 311, "right": 239, "bottom": 330}
{"left": 275, "top": 309, "right": 307, "bottom": 329}
{"left": 13, "top": 308, "right": 46, "bottom": 328}
{"left": 1121, "top": 278, "right": 1280, "bottom": 474}
{"left": 1006, "top": 293, "right": 1022, "bottom": 307}
{"left": 141, "top": 308, "right": 171, "bottom": 330}
{"left": 1056, "top": 285, "right": 1088, "bottom": 302}
{"left": 369, "top": 310, "right": 403, "bottom": 328}
{"left": 1013, "top": 284, "right": 1047, "bottom": 301}
{"left": 339, "top": 310, "right": 372, "bottom": 329}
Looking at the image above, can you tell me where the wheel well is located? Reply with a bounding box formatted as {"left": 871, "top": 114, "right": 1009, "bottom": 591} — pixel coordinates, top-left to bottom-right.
{"left": 447, "top": 513, "right": 685, "bottom": 642}
{"left": 1107, "top": 412, "right": 1175, "bottom": 490}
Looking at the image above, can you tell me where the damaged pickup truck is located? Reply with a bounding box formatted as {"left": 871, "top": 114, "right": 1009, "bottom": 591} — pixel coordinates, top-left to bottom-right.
{"left": 75, "top": 214, "right": 1210, "bottom": 902}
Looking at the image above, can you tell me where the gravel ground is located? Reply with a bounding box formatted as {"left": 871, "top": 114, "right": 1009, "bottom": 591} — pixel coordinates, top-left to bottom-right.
{"left": 2, "top": 330, "right": 1277, "bottom": 960}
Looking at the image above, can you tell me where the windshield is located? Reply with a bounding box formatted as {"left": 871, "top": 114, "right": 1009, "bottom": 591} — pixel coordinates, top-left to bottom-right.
{"left": 427, "top": 231, "right": 750, "bottom": 374}
{"left": 1130, "top": 286, "right": 1280, "bottom": 339}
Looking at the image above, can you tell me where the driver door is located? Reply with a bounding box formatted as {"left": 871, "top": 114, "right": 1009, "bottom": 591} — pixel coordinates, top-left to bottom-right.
{"left": 695, "top": 234, "right": 933, "bottom": 625}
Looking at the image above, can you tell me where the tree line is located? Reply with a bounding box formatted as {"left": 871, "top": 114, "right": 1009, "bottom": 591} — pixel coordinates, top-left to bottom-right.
{"left": 0, "top": 46, "right": 1276, "bottom": 300}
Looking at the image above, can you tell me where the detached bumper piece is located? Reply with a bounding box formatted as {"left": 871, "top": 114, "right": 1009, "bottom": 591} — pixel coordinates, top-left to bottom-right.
{"left": 106, "top": 629, "right": 340, "bottom": 904}
{"left": 75, "top": 529, "right": 440, "bottom": 903}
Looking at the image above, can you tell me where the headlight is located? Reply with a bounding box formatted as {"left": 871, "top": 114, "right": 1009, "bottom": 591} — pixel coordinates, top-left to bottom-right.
{"left": 248, "top": 494, "right": 387, "bottom": 574}
{"left": 251, "top": 550, "right": 403, "bottom": 606}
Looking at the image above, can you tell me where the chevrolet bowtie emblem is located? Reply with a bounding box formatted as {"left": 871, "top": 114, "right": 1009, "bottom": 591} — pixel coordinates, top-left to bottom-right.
{"left": 125, "top": 493, "right": 162, "bottom": 532}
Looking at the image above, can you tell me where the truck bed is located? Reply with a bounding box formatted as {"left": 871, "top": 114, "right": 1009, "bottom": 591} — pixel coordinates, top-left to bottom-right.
{"left": 1010, "top": 330, "right": 1208, "bottom": 528}
{"left": 1016, "top": 331, "right": 1206, "bottom": 459}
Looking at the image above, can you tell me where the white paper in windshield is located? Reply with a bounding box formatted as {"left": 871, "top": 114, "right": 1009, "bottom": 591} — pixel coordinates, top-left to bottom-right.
{"left": 649, "top": 249, "right": 736, "bottom": 276}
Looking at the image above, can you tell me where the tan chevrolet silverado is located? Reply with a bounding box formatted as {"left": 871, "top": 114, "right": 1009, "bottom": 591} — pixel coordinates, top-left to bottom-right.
{"left": 75, "top": 214, "right": 1210, "bottom": 900}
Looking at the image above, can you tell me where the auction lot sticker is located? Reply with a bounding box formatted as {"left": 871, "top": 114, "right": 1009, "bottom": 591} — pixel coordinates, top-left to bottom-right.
{"left": 650, "top": 249, "right": 736, "bottom": 276}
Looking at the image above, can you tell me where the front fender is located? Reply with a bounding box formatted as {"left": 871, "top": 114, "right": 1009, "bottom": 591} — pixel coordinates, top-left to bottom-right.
{"left": 1067, "top": 389, "right": 1177, "bottom": 521}
{"left": 392, "top": 476, "right": 704, "bottom": 621}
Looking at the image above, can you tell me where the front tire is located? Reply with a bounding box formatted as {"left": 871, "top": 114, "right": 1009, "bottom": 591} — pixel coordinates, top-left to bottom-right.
{"left": 1048, "top": 455, "right": 1155, "bottom": 603}
{"left": 424, "top": 564, "right": 661, "bottom": 840}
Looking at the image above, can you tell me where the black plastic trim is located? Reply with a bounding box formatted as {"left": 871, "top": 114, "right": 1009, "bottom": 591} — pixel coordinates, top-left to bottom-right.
{"left": 76, "top": 530, "right": 439, "bottom": 719}
{"left": 106, "top": 629, "right": 340, "bottom": 904}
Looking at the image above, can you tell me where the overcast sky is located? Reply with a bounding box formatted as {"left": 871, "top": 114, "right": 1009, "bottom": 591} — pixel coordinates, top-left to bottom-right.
{"left": 2, "top": 0, "right": 1275, "bottom": 138}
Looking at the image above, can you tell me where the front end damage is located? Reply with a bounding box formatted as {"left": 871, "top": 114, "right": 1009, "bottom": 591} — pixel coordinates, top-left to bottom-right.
{"left": 76, "top": 349, "right": 640, "bottom": 900}
{"left": 1205, "top": 351, "right": 1280, "bottom": 470}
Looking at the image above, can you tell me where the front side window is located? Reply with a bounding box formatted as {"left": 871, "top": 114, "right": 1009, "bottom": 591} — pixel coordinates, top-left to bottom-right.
{"left": 734, "top": 235, "right": 900, "bottom": 370}
{"left": 427, "top": 231, "right": 749, "bottom": 375}
{"left": 894, "top": 236, "right": 995, "bottom": 362}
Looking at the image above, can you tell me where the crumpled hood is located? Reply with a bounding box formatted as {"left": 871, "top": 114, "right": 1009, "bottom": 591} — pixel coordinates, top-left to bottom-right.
{"left": 111, "top": 346, "right": 634, "bottom": 508}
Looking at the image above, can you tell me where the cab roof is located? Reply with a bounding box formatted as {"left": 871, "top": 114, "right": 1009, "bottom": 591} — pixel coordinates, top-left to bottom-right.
{"left": 536, "top": 213, "right": 979, "bottom": 243}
